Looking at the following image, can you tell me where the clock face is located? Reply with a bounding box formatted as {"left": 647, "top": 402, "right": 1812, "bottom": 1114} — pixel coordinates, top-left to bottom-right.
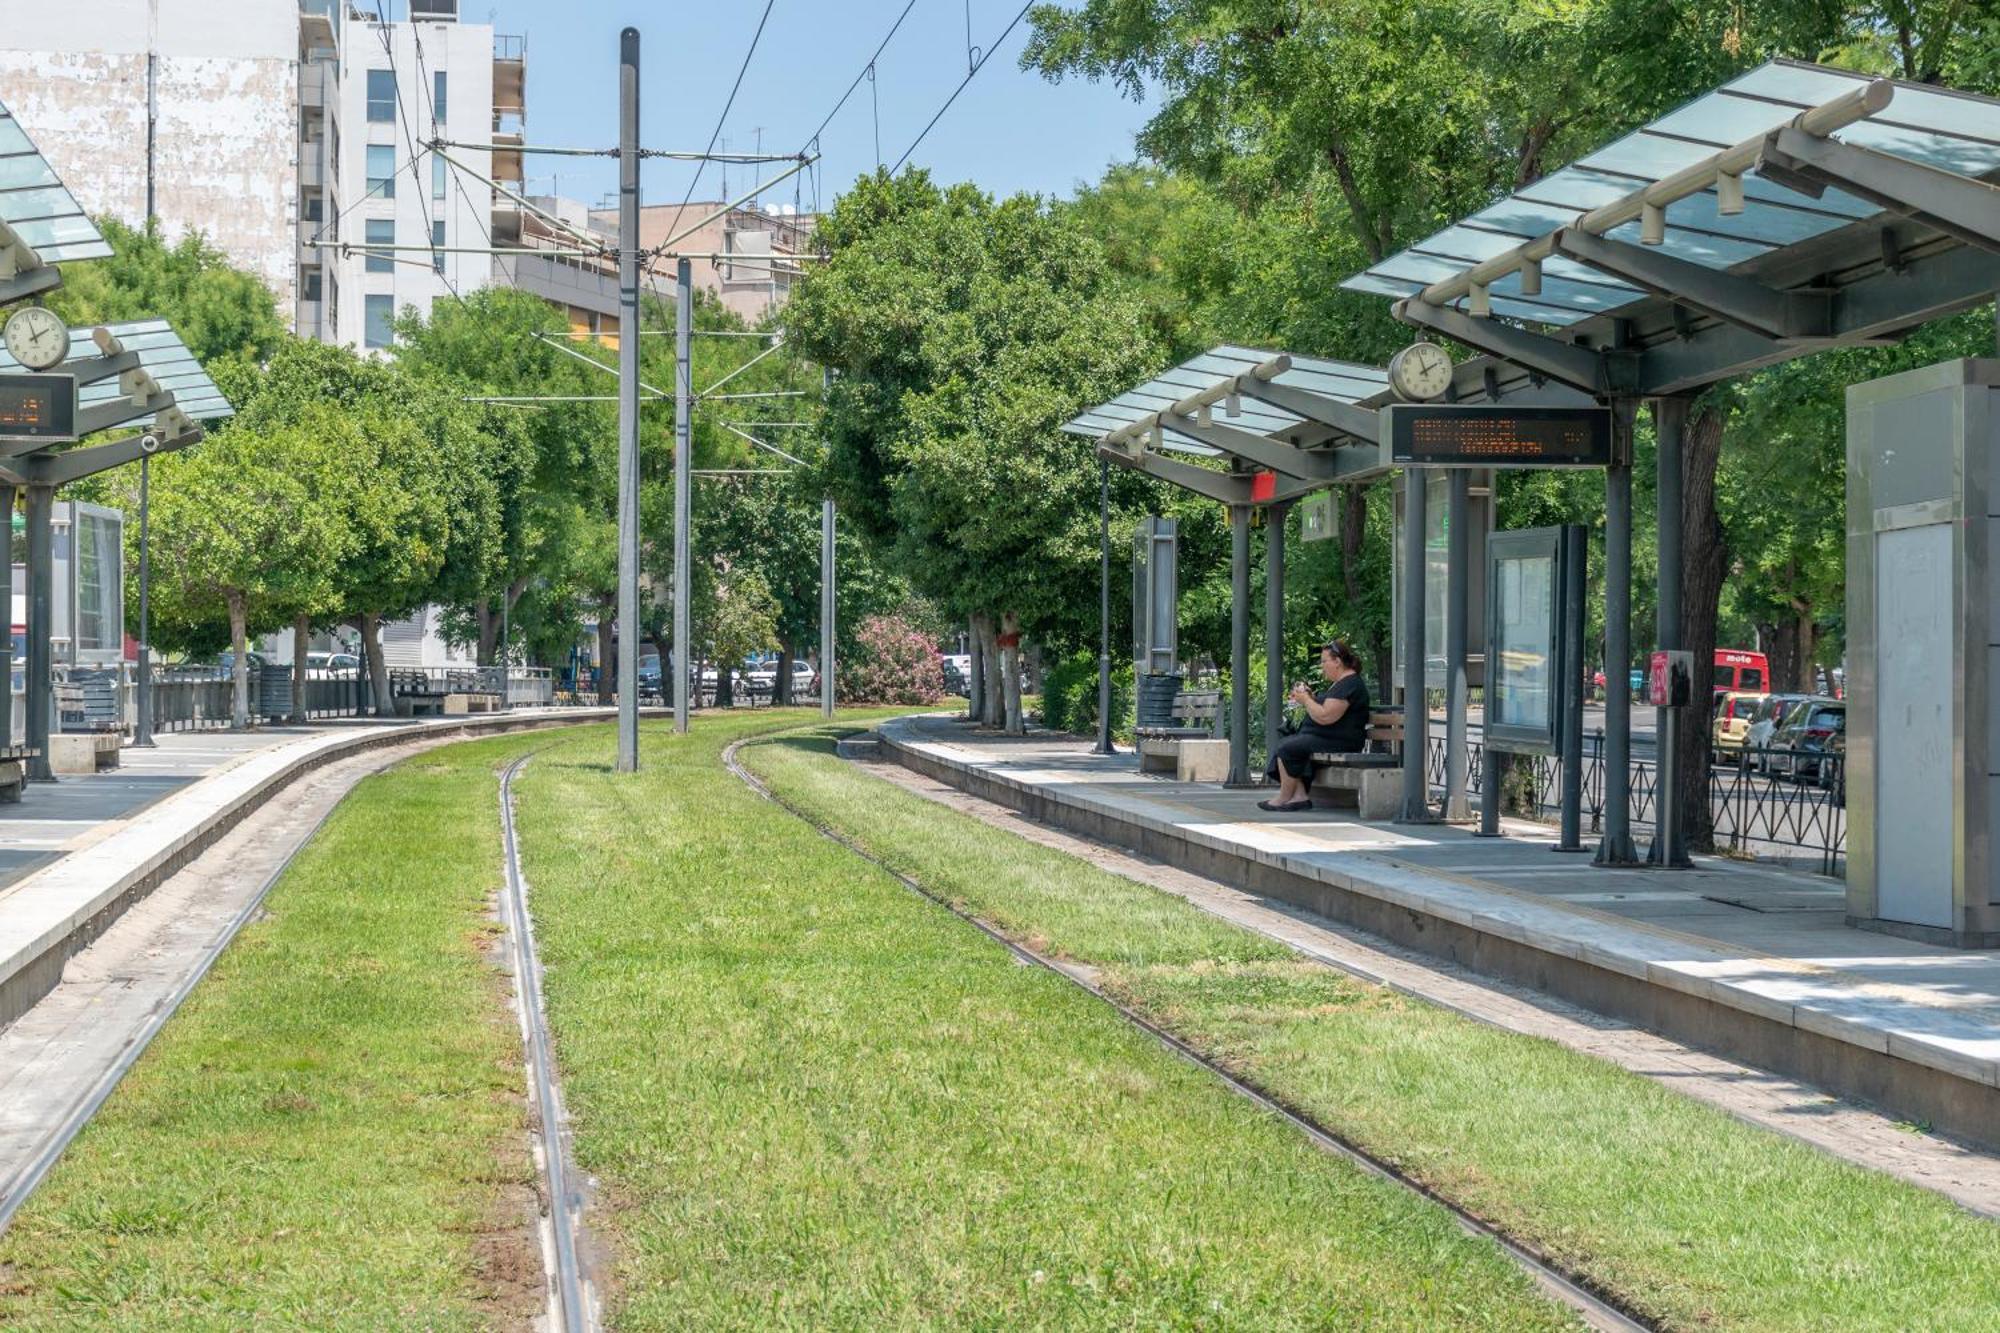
{"left": 3, "top": 306, "right": 68, "bottom": 371}
{"left": 1391, "top": 341, "right": 1452, "bottom": 402}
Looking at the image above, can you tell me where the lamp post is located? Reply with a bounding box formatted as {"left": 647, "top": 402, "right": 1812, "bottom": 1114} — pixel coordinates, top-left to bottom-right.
{"left": 1093, "top": 457, "right": 1114, "bottom": 754}
{"left": 132, "top": 452, "right": 155, "bottom": 746}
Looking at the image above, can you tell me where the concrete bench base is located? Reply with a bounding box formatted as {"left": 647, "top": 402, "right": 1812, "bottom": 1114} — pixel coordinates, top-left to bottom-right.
{"left": 1138, "top": 735, "right": 1230, "bottom": 782}
{"left": 1310, "top": 763, "right": 1400, "bottom": 821}
{"left": 48, "top": 734, "right": 120, "bottom": 776}
{"left": 0, "top": 760, "right": 24, "bottom": 803}
{"left": 442, "top": 692, "right": 502, "bottom": 715}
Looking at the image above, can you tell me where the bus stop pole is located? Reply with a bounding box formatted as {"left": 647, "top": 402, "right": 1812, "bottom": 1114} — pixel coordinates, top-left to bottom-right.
{"left": 1093, "top": 459, "right": 1114, "bottom": 754}
{"left": 1398, "top": 468, "right": 1432, "bottom": 822}
{"left": 1263, "top": 499, "right": 1288, "bottom": 765}
{"left": 1227, "top": 503, "right": 1250, "bottom": 786}
{"left": 1596, "top": 405, "right": 1640, "bottom": 864}
{"left": 1443, "top": 469, "right": 1471, "bottom": 821}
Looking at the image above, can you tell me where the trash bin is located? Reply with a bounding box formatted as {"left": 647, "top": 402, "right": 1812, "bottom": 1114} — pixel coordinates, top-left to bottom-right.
{"left": 1136, "top": 672, "right": 1182, "bottom": 729}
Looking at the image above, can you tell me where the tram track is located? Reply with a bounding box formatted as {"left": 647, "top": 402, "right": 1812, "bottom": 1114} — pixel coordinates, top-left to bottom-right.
{"left": 497, "top": 751, "right": 595, "bottom": 1332}
{"left": 722, "top": 733, "right": 1653, "bottom": 1333}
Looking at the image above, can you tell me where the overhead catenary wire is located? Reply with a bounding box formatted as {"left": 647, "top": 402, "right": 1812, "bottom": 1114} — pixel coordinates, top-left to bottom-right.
{"left": 666, "top": 0, "right": 778, "bottom": 243}
{"left": 891, "top": 0, "right": 1035, "bottom": 173}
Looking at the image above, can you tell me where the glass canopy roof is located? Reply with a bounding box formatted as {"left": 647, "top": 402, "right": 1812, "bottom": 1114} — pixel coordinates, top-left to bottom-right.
{"left": 1341, "top": 59, "right": 2000, "bottom": 327}
{"left": 1063, "top": 343, "right": 1387, "bottom": 454}
{"left": 0, "top": 97, "right": 111, "bottom": 264}
{"left": 0, "top": 320, "right": 234, "bottom": 428}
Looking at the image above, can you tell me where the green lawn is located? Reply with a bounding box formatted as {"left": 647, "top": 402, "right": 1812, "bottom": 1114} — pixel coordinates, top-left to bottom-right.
{"left": 510, "top": 710, "right": 1571, "bottom": 1329}
{"left": 741, "top": 727, "right": 2000, "bottom": 1332}
{"left": 0, "top": 729, "right": 559, "bottom": 1330}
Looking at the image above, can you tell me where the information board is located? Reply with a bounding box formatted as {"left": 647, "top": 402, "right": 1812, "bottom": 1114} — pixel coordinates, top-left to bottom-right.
{"left": 0, "top": 373, "right": 76, "bottom": 442}
{"left": 1386, "top": 404, "right": 1612, "bottom": 469}
{"left": 1485, "top": 526, "right": 1565, "bottom": 754}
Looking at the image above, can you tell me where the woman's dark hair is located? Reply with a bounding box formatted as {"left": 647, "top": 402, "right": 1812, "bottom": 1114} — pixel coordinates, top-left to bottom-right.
{"left": 1320, "top": 639, "right": 1360, "bottom": 670}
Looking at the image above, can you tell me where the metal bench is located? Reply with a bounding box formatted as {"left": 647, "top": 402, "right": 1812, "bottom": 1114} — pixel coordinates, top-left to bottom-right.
{"left": 1136, "top": 689, "right": 1230, "bottom": 781}
{"left": 1307, "top": 709, "right": 1404, "bottom": 821}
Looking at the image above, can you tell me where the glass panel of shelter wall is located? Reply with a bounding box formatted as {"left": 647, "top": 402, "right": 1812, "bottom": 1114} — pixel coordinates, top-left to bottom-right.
{"left": 1391, "top": 472, "right": 1492, "bottom": 690}
{"left": 72, "top": 503, "right": 122, "bottom": 663}
{"left": 1131, "top": 515, "right": 1178, "bottom": 674}
{"left": 1485, "top": 525, "right": 1564, "bottom": 754}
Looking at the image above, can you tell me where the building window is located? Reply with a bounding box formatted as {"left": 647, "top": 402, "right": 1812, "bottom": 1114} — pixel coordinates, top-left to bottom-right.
{"left": 365, "top": 294, "right": 394, "bottom": 348}
{"left": 366, "top": 218, "right": 395, "bottom": 273}
{"left": 432, "top": 155, "right": 446, "bottom": 200}
{"left": 431, "top": 220, "right": 445, "bottom": 273}
{"left": 366, "top": 144, "right": 396, "bottom": 199}
{"left": 303, "top": 193, "right": 323, "bottom": 223}
{"left": 433, "top": 71, "right": 447, "bottom": 123}
{"left": 303, "top": 271, "right": 322, "bottom": 301}
{"left": 367, "top": 69, "right": 396, "bottom": 123}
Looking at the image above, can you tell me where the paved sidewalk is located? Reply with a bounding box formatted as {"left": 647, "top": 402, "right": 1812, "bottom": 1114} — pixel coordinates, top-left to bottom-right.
{"left": 880, "top": 714, "right": 2000, "bottom": 1145}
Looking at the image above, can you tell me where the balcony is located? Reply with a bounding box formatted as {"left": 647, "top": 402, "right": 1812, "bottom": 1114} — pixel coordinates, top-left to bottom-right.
{"left": 299, "top": 0, "right": 340, "bottom": 53}
{"left": 298, "top": 60, "right": 330, "bottom": 109}
{"left": 493, "top": 35, "right": 526, "bottom": 121}
{"left": 296, "top": 298, "right": 323, "bottom": 341}
{"left": 299, "top": 141, "right": 325, "bottom": 189}
{"left": 492, "top": 129, "right": 524, "bottom": 190}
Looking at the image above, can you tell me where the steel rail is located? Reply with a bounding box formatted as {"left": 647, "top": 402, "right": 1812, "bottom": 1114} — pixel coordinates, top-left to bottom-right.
{"left": 498, "top": 753, "right": 593, "bottom": 1332}
{"left": 721, "top": 734, "right": 1655, "bottom": 1333}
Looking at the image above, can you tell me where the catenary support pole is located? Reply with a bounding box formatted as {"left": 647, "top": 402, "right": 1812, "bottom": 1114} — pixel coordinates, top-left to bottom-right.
{"left": 1094, "top": 458, "right": 1114, "bottom": 754}
{"left": 1597, "top": 415, "right": 1639, "bottom": 865}
{"left": 614, "top": 27, "right": 641, "bottom": 771}
{"left": 25, "top": 486, "right": 52, "bottom": 782}
{"left": 0, "top": 485, "right": 13, "bottom": 750}
{"left": 1264, "top": 499, "right": 1289, "bottom": 765}
{"left": 1227, "top": 503, "right": 1251, "bottom": 786}
{"left": 1443, "top": 469, "right": 1470, "bottom": 821}
{"left": 1556, "top": 523, "right": 1588, "bottom": 851}
{"left": 673, "top": 257, "right": 693, "bottom": 734}
{"left": 1650, "top": 397, "right": 1690, "bottom": 866}
{"left": 133, "top": 456, "right": 155, "bottom": 746}
{"left": 821, "top": 497, "right": 835, "bottom": 718}
{"left": 1399, "top": 468, "right": 1432, "bottom": 822}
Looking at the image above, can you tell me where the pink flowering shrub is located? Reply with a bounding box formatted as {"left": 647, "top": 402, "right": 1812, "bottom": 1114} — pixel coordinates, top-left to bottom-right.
{"left": 841, "top": 613, "right": 944, "bottom": 704}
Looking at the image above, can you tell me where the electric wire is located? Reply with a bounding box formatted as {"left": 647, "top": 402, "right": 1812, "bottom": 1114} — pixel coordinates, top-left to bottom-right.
{"left": 889, "top": 0, "right": 1035, "bottom": 173}
{"left": 797, "top": 0, "right": 923, "bottom": 158}
{"left": 653, "top": 0, "right": 778, "bottom": 268}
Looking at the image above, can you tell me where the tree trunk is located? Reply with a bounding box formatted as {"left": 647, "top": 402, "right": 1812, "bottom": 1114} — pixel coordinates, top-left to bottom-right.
{"left": 360, "top": 611, "right": 394, "bottom": 716}
{"left": 595, "top": 595, "right": 615, "bottom": 705}
{"left": 1677, "top": 403, "right": 1728, "bottom": 851}
{"left": 475, "top": 600, "right": 497, "bottom": 667}
{"left": 980, "top": 614, "right": 1004, "bottom": 728}
{"left": 717, "top": 657, "right": 735, "bottom": 708}
{"left": 1763, "top": 618, "right": 1802, "bottom": 696}
{"left": 966, "top": 615, "right": 987, "bottom": 721}
{"left": 776, "top": 641, "right": 794, "bottom": 707}
{"left": 1794, "top": 604, "right": 1816, "bottom": 691}
{"left": 227, "top": 590, "right": 250, "bottom": 730}
{"left": 1000, "top": 610, "right": 1024, "bottom": 735}
{"left": 290, "top": 615, "right": 309, "bottom": 724}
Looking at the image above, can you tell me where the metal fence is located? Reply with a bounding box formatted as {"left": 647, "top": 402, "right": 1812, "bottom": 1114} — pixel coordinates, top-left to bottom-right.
{"left": 1424, "top": 731, "right": 1846, "bottom": 875}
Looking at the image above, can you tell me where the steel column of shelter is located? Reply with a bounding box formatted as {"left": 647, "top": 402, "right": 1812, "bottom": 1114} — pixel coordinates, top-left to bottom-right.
{"left": 1399, "top": 468, "right": 1433, "bottom": 822}
{"left": 1264, "top": 500, "right": 1290, "bottom": 762}
{"left": 1597, "top": 415, "right": 1640, "bottom": 865}
{"left": 1557, "top": 524, "right": 1589, "bottom": 852}
{"left": 23, "top": 485, "right": 51, "bottom": 782}
{"left": 821, "top": 497, "right": 835, "bottom": 719}
{"left": 1650, "top": 397, "right": 1691, "bottom": 866}
{"left": 614, "top": 27, "right": 641, "bottom": 771}
{"left": 1094, "top": 458, "right": 1115, "bottom": 754}
{"left": 673, "top": 257, "right": 692, "bottom": 733}
{"left": 1227, "top": 504, "right": 1252, "bottom": 786}
{"left": 1444, "top": 470, "right": 1472, "bottom": 821}
{"left": 0, "top": 484, "right": 11, "bottom": 749}
{"left": 133, "top": 455, "right": 154, "bottom": 746}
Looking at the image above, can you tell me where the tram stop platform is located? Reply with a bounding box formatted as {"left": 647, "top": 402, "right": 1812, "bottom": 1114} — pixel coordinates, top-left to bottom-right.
{"left": 879, "top": 713, "right": 2000, "bottom": 1152}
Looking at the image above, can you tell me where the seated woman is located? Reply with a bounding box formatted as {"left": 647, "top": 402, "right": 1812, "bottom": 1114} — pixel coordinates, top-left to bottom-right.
{"left": 1259, "top": 639, "right": 1370, "bottom": 813}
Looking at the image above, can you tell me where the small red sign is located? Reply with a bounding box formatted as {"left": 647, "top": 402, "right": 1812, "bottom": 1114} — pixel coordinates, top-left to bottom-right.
{"left": 1250, "top": 470, "right": 1276, "bottom": 502}
{"left": 1647, "top": 651, "right": 1670, "bottom": 706}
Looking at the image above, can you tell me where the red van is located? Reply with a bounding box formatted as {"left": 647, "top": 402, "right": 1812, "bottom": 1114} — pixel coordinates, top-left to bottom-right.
{"left": 1713, "top": 649, "right": 1769, "bottom": 696}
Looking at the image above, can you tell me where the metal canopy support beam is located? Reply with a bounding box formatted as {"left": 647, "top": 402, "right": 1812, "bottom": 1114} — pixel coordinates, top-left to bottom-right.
{"left": 1164, "top": 414, "right": 1342, "bottom": 480}
{"left": 9, "top": 428, "right": 199, "bottom": 487}
{"left": 1264, "top": 500, "right": 1289, "bottom": 764}
{"left": 0, "top": 268, "right": 61, "bottom": 307}
{"left": 1765, "top": 127, "right": 2000, "bottom": 255}
{"left": 24, "top": 485, "right": 52, "bottom": 783}
{"left": 1398, "top": 468, "right": 1433, "bottom": 822}
{"left": 1596, "top": 405, "right": 1640, "bottom": 865}
{"left": 1098, "top": 445, "right": 1250, "bottom": 505}
{"left": 1552, "top": 228, "right": 1831, "bottom": 341}
{"left": 1228, "top": 504, "right": 1251, "bottom": 787}
{"left": 72, "top": 391, "right": 175, "bottom": 441}
{"left": 1650, "top": 397, "right": 1692, "bottom": 868}
{"left": 1443, "top": 469, "right": 1471, "bottom": 822}
{"left": 1236, "top": 378, "right": 1380, "bottom": 442}
{"left": 61, "top": 350, "right": 140, "bottom": 388}
{"left": 1399, "top": 299, "right": 1632, "bottom": 396}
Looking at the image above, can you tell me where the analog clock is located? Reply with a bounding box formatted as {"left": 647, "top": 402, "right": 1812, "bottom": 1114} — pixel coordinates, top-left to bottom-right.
{"left": 3, "top": 306, "right": 68, "bottom": 372}
{"left": 1388, "top": 341, "right": 1452, "bottom": 402}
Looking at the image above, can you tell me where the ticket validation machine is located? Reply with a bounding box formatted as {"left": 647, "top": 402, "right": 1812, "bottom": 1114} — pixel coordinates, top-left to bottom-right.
{"left": 1846, "top": 359, "right": 2000, "bottom": 947}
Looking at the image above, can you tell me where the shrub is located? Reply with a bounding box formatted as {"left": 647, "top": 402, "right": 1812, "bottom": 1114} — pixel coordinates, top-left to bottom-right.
{"left": 840, "top": 613, "right": 944, "bottom": 705}
{"left": 1039, "top": 651, "right": 1134, "bottom": 741}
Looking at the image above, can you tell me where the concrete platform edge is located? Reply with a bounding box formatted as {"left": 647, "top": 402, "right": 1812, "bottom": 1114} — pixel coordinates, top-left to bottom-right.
{"left": 879, "top": 718, "right": 2000, "bottom": 1152}
{"left": 0, "top": 709, "right": 633, "bottom": 1029}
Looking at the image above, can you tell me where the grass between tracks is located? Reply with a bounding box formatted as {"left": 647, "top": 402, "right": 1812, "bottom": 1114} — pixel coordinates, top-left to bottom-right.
{"left": 741, "top": 728, "right": 2000, "bottom": 1333}
{"left": 509, "top": 710, "right": 1570, "bottom": 1329}
{"left": 0, "top": 728, "right": 564, "bottom": 1330}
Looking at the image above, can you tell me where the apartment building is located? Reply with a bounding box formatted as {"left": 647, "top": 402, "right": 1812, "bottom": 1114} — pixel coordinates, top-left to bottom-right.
{"left": 591, "top": 199, "right": 816, "bottom": 326}
{"left": 0, "top": 0, "right": 526, "bottom": 351}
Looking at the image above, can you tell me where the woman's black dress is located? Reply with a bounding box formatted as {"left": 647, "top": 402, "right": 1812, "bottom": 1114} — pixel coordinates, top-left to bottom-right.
{"left": 1268, "top": 674, "right": 1370, "bottom": 781}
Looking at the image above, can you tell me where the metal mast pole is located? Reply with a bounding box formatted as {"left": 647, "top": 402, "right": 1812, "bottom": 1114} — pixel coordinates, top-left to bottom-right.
{"left": 820, "top": 498, "right": 835, "bottom": 718}
{"left": 1596, "top": 408, "right": 1639, "bottom": 864}
{"left": 1093, "top": 458, "right": 1114, "bottom": 754}
{"left": 614, "top": 27, "right": 641, "bottom": 771}
{"left": 1443, "top": 469, "right": 1470, "bottom": 820}
{"left": 1651, "top": 396, "right": 1689, "bottom": 867}
{"left": 25, "top": 486, "right": 53, "bottom": 782}
{"left": 1226, "top": 504, "right": 1251, "bottom": 786}
{"left": 1398, "top": 469, "right": 1432, "bottom": 822}
{"left": 0, "top": 486, "right": 13, "bottom": 750}
{"left": 673, "top": 257, "right": 692, "bottom": 734}
{"left": 134, "top": 456, "right": 155, "bottom": 746}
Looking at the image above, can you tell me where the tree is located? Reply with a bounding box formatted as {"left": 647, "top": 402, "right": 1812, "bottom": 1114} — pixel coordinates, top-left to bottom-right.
{"left": 788, "top": 170, "right": 1161, "bottom": 732}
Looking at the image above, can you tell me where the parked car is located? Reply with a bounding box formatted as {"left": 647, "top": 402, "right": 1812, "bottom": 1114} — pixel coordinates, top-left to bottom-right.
{"left": 941, "top": 657, "right": 968, "bottom": 695}
{"left": 1768, "top": 698, "right": 1845, "bottom": 784}
{"left": 1742, "top": 693, "right": 1813, "bottom": 768}
{"left": 216, "top": 650, "right": 266, "bottom": 675}
{"left": 304, "top": 650, "right": 360, "bottom": 677}
{"left": 1710, "top": 690, "right": 1764, "bottom": 761}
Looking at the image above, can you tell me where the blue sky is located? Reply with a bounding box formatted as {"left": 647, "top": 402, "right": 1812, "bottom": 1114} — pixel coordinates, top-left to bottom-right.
{"left": 467, "top": 1, "right": 1154, "bottom": 212}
